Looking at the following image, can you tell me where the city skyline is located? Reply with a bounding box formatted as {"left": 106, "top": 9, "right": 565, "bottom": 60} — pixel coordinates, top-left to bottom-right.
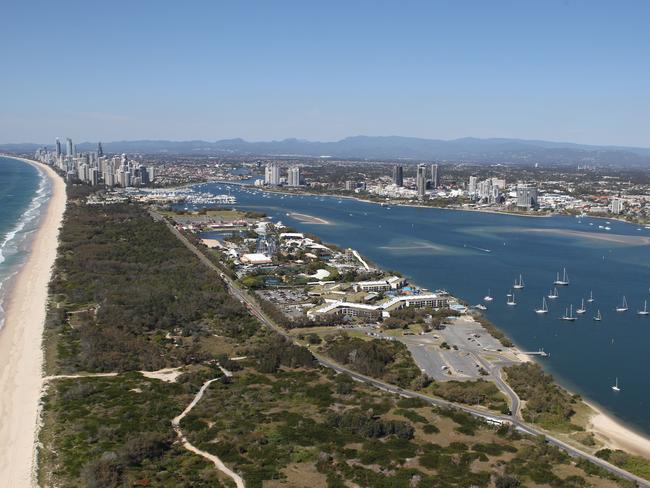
{"left": 2, "top": 1, "right": 650, "bottom": 146}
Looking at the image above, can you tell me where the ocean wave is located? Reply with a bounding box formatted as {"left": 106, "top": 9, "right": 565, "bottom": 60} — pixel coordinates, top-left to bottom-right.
{"left": 0, "top": 164, "right": 51, "bottom": 330}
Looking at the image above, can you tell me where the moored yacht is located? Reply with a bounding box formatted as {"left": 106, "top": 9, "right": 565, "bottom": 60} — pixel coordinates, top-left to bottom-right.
{"left": 484, "top": 289, "right": 493, "bottom": 302}
{"left": 612, "top": 377, "right": 620, "bottom": 392}
{"left": 616, "top": 296, "right": 628, "bottom": 312}
{"left": 506, "top": 291, "right": 516, "bottom": 306}
{"left": 638, "top": 300, "right": 649, "bottom": 316}
{"left": 561, "top": 305, "right": 577, "bottom": 321}
{"left": 587, "top": 290, "right": 594, "bottom": 303}
{"left": 535, "top": 297, "right": 548, "bottom": 314}
{"left": 593, "top": 309, "right": 602, "bottom": 322}
{"left": 554, "top": 268, "right": 570, "bottom": 286}
{"left": 547, "top": 287, "right": 559, "bottom": 299}
{"left": 576, "top": 298, "right": 587, "bottom": 314}
{"left": 513, "top": 274, "right": 525, "bottom": 290}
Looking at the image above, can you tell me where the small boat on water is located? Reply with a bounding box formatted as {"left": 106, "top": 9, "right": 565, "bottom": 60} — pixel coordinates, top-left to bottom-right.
{"left": 576, "top": 298, "right": 587, "bottom": 314}
{"left": 612, "top": 377, "right": 621, "bottom": 392}
{"left": 547, "top": 287, "right": 559, "bottom": 299}
{"left": 554, "top": 268, "right": 570, "bottom": 286}
{"left": 593, "top": 309, "right": 602, "bottom": 322}
{"left": 475, "top": 304, "right": 487, "bottom": 311}
{"left": 587, "top": 290, "right": 594, "bottom": 303}
{"left": 561, "top": 305, "right": 577, "bottom": 321}
{"left": 506, "top": 291, "right": 517, "bottom": 306}
{"left": 616, "top": 296, "right": 628, "bottom": 312}
{"left": 638, "top": 300, "right": 649, "bottom": 316}
{"left": 535, "top": 297, "right": 549, "bottom": 314}
{"left": 513, "top": 274, "right": 525, "bottom": 290}
{"left": 484, "top": 289, "right": 493, "bottom": 302}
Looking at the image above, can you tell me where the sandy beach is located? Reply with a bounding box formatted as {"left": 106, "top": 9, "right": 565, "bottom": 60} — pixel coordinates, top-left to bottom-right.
{"left": 587, "top": 402, "right": 650, "bottom": 458}
{"left": 0, "top": 159, "right": 66, "bottom": 487}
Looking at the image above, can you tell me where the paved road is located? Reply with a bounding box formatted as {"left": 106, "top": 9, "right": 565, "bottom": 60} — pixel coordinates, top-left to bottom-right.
{"left": 154, "top": 211, "right": 650, "bottom": 488}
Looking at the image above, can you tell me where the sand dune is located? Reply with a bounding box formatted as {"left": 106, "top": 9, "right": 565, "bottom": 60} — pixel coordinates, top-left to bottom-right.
{"left": 0, "top": 160, "right": 66, "bottom": 487}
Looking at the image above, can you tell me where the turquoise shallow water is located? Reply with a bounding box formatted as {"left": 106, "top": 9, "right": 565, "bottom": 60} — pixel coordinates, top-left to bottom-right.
{"left": 0, "top": 156, "right": 49, "bottom": 328}
{"left": 196, "top": 182, "right": 650, "bottom": 436}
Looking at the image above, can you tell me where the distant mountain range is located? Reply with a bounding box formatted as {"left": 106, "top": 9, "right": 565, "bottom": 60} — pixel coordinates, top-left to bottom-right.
{"left": 3, "top": 136, "right": 650, "bottom": 165}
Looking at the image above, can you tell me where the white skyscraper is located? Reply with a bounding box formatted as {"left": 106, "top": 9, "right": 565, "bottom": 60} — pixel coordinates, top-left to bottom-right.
{"left": 287, "top": 166, "right": 302, "bottom": 187}
{"left": 264, "top": 162, "right": 281, "bottom": 186}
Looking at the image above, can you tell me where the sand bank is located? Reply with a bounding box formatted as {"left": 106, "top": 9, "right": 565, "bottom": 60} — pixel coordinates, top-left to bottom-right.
{"left": 0, "top": 159, "right": 66, "bottom": 486}
{"left": 287, "top": 212, "right": 330, "bottom": 224}
{"left": 525, "top": 227, "right": 650, "bottom": 245}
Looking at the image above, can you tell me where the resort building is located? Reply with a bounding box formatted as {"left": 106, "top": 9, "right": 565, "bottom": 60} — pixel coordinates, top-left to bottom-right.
{"left": 354, "top": 276, "right": 406, "bottom": 292}
{"left": 308, "top": 293, "right": 450, "bottom": 319}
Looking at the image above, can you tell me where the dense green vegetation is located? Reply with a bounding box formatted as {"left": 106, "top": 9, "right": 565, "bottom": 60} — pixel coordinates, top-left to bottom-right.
{"left": 382, "top": 306, "right": 460, "bottom": 330}
{"left": 46, "top": 201, "right": 257, "bottom": 373}
{"left": 320, "top": 333, "right": 427, "bottom": 389}
{"left": 40, "top": 370, "right": 228, "bottom": 488}
{"left": 429, "top": 380, "right": 509, "bottom": 413}
{"left": 596, "top": 449, "right": 650, "bottom": 481}
{"left": 504, "top": 363, "right": 580, "bottom": 430}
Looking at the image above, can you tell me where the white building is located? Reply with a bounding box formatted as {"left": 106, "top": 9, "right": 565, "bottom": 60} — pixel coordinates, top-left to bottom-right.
{"left": 611, "top": 198, "right": 624, "bottom": 214}
{"left": 354, "top": 276, "right": 406, "bottom": 292}
{"left": 287, "top": 166, "right": 303, "bottom": 187}
{"left": 264, "top": 162, "right": 281, "bottom": 186}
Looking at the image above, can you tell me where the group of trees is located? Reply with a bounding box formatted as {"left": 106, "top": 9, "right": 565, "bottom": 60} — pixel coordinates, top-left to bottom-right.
{"left": 431, "top": 380, "right": 509, "bottom": 413}
{"left": 326, "top": 408, "right": 415, "bottom": 440}
{"left": 382, "top": 306, "right": 459, "bottom": 330}
{"left": 253, "top": 334, "right": 315, "bottom": 373}
{"left": 322, "top": 333, "right": 426, "bottom": 389}
{"left": 48, "top": 201, "right": 258, "bottom": 372}
{"left": 504, "top": 363, "right": 577, "bottom": 426}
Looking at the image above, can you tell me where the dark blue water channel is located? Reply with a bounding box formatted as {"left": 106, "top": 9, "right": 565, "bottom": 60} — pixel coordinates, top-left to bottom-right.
{"left": 196, "top": 182, "right": 650, "bottom": 436}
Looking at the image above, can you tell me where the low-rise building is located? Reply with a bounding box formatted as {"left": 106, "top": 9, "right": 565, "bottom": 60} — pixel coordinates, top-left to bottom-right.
{"left": 354, "top": 276, "right": 406, "bottom": 292}
{"left": 240, "top": 253, "right": 273, "bottom": 265}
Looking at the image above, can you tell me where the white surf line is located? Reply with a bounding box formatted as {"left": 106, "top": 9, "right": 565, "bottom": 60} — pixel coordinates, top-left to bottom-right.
{"left": 172, "top": 375, "right": 245, "bottom": 488}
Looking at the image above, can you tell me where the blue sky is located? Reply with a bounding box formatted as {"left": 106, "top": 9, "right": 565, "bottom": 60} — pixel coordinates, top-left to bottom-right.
{"left": 1, "top": 0, "right": 649, "bottom": 146}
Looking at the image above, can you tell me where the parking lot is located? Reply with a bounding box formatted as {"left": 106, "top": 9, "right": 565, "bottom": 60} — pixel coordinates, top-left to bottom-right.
{"left": 356, "top": 316, "right": 521, "bottom": 382}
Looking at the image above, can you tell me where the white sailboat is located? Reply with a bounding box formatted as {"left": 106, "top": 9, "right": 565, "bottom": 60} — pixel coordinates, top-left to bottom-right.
{"left": 554, "top": 268, "right": 570, "bottom": 286}
{"left": 535, "top": 297, "right": 548, "bottom": 314}
{"left": 561, "top": 305, "right": 577, "bottom": 321}
{"left": 506, "top": 291, "right": 516, "bottom": 306}
{"left": 547, "top": 287, "right": 559, "bottom": 299}
{"left": 638, "top": 300, "right": 649, "bottom": 316}
{"left": 576, "top": 298, "right": 587, "bottom": 314}
{"left": 593, "top": 309, "right": 602, "bottom": 322}
{"left": 612, "top": 378, "right": 620, "bottom": 392}
{"left": 484, "top": 289, "right": 493, "bottom": 302}
{"left": 513, "top": 274, "right": 525, "bottom": 290}
{"left": 587, "top": 290, "right": 594, "bottom": 303}
{"left": 616, "top": 296, "right": 628, "bottom": 312}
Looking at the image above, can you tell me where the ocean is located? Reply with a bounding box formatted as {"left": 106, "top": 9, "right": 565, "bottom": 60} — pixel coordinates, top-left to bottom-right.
{"left": 195, "top": 182, "right": 650, "bottom": 436}
{"left": 0, "top": 156, "right": 51, "bottom": 329}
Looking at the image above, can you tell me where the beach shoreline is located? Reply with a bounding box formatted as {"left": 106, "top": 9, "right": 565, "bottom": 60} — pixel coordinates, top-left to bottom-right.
{"left": 586, "top": 401, "right": 650, "bottom": 458}
{"left": 0, "top": 157, "right": 66, "bottom": 487}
